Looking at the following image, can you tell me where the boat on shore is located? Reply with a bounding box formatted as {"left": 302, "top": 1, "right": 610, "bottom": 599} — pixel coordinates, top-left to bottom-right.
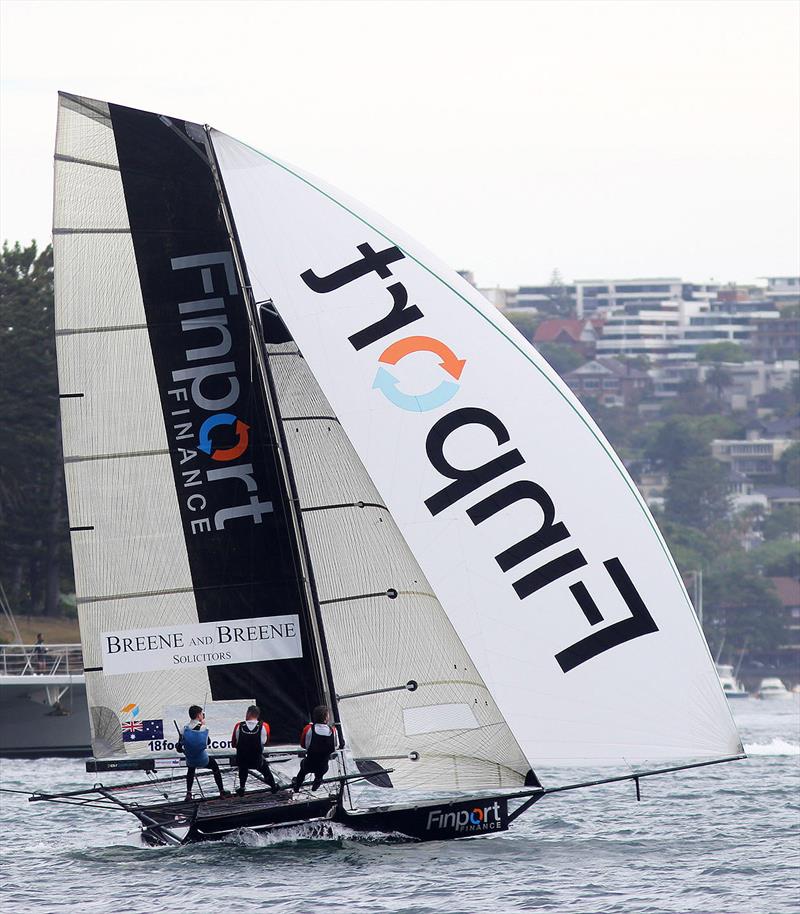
{"left": 0, "top": 643, "right": 90, "bottom": 757}
{"left": 26, "top": 92, "right": 744, "bottom": 845}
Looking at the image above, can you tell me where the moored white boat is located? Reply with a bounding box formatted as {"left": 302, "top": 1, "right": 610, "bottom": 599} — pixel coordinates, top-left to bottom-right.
{"left": 716, "top": 664, "right": 749, "bottom": 700}
{"left": 756, "top": 677, "right": 792, "bottom": 700}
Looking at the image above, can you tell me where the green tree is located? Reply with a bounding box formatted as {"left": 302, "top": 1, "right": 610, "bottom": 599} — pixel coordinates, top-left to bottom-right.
{"left": 536, "top": 342, "right": 585, "bottom": 376}
{"left": 0, "top": 241, "right": 71, "bottom": 614}
{"left": 703, "top": 564, "right": 785, "bottom": 654}
{"left": 750, "top": 539, "right": 800, "bottom": 578}
{"left": 778, "top": 442, "right": 800, "bottom": 486}
{"left": 540, "top": 269, "right": 573, "bottom": 317}
{"left": 664, "top": 457, "right": 730, "bottom": 529}
{"left": 505, "top": 310, "right": 542, "bottom": 342}
{"left": 645, "top": 417, "right": 712, "bottom": 471}
{"left": 705, "top": 364, "right": 734, "bottom": 400}
{"left": 760, "top": 505, "right": 800, "bottom": 541}
{"left": 696, "top": 341, "right": 746, "bottom": 363}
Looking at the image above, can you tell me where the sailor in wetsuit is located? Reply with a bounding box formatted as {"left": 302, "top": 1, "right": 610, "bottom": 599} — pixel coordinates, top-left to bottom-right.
{"left": 231, "top": 705, "right": 278, "bottom": 796}
{"left": 183, "top": 705, "right": 229, "bottom": 801}
{"left": 292, "top": 704, "right": 341, "bottom": 792}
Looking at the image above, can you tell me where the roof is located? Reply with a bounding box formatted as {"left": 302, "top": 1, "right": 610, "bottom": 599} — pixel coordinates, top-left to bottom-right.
{"left": 566, "top": 357, "right": 649, "bottom": 380}
{"left": 769, "top": 577, "right": 800, "bottom": 607}
{"left": 758, "top": 416, "right": 800, "bottom": 437}
{"left": 754, "top": 485, "right": 800, "bottom": 500}
{"left": 534, "top": 319, "right": 589, "bottom": 343}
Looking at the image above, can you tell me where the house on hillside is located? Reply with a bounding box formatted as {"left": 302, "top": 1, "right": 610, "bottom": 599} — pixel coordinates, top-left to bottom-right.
{"left": 564, "top": 357, "right": 650, "bottom": 407}
{"left": 770, "top": 577, "right": 800, "bottom": 653}
{"left": 534, "top": 319, "right": 599, "bottom": 359}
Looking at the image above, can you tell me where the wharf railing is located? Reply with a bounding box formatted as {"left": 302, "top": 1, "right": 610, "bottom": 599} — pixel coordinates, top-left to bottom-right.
{"left": 0, "top": 643, "right": 84, "bottom": 676}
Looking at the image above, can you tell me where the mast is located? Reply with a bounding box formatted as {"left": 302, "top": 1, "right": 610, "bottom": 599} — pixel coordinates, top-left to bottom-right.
{"left": 201, "top": 126, "right": 339, "bottom": 726}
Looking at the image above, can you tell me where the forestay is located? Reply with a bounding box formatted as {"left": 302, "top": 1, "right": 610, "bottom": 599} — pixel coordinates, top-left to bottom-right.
{"left": 212, "top": 130, "right": 743, "bottom": 771}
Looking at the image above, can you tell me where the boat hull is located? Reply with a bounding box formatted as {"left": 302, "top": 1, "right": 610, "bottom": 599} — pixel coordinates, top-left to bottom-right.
{"left": 0, "top": 679, "right": 90, "bottom": 757}
{"left": 136, "top": 789, "right": 522, "bottom": 845}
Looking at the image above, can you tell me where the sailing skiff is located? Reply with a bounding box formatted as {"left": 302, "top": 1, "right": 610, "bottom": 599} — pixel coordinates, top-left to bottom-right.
{"left": 27, "top": 93, "right": 744, "bottom": 845}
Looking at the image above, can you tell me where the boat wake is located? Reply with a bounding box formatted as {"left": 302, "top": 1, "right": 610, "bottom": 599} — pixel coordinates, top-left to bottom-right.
{"left": 224, "top": 821, "right": 414, "bottom": 847}
{"left": 743, "top": 738, "right": 800, "bottom": 756}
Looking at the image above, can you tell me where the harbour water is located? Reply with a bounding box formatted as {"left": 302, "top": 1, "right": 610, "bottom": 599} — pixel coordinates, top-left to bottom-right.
{"left": 1, "top": 699, "right": 797, "bottom": 914}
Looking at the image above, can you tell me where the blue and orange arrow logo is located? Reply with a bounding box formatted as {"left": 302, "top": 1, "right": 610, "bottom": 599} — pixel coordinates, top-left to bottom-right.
{"left": 198, "top": 413, "right": 250, "bottom": 462}
{"left": 373, "top": 335, "right": 467, "bottom": 412}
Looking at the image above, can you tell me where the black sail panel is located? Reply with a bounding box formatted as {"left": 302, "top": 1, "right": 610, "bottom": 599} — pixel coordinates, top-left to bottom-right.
{"left": 108, "top": 102, "right": 321, "bottom": 742}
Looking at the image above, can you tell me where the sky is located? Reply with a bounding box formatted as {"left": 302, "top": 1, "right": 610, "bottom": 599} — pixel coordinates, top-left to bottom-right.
{"left": 1, "top": 0, "right": 798, "bottom": 288}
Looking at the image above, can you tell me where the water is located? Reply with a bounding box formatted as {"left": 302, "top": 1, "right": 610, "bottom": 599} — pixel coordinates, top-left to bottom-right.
{"left": 1, "top": 699, "right": 797, "bottom": 914}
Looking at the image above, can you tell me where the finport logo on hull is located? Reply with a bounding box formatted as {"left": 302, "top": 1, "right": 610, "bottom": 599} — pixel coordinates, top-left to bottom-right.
{"left": 426, "top": 799, "right": 506, "bottom": 835}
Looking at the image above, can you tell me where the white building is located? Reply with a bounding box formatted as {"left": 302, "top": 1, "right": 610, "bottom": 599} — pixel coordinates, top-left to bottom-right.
{"left": 574, "top": 278, "right": 719, "bottom": 318}
{"left": 762, "top": 276, "right": 800, "bottom": 306}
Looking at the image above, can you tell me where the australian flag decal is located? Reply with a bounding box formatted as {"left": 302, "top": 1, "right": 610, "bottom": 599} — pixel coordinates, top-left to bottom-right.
{"left": 122, "top": 719, "right": 164, "bottom": 742}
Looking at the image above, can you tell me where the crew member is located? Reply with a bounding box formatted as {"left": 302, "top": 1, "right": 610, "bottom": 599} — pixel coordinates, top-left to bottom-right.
{"left": 232, "top": 705, "right": 278, "bottom": 796}
{"left": 183, "top": 705, "right": 229, "bottom": 801}
{"left": 292, "top": 705, "right": 341, "bottom": 792}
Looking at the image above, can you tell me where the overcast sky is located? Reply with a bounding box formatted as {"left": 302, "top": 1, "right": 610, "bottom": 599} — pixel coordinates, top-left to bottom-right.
{"left": 1, "top": 0, "right": 798, "bottom": 287}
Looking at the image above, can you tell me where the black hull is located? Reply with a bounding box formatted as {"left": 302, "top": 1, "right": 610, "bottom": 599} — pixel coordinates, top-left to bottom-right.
{"left": 136, "top": 789, "right": 524, "bottom": 845}
{"left": 137, "top": 789, "right": 334, "bottom": 845}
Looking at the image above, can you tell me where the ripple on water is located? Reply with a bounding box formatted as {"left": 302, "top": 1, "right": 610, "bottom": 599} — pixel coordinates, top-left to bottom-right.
{"left": 1, "top": 701, "right": 798, "bottom": 914}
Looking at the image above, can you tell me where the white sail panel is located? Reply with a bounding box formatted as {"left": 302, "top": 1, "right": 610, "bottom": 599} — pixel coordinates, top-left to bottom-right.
{"left": 213, "top": 131, "right": 743, "bottom": 770}
{"left": 54, "top": 94, "right": 211, "bottom": 757}
{"left": 265, "top": 341, "right": 530, "bottom": 789}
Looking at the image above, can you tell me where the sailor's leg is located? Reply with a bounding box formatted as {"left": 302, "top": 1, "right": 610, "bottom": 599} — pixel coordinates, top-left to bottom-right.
{"left": 293, "top": 758, "right": 310, "bottom": 792}
{"left": 207, "top": 758, "right": 228, "bottom": 796}
{"left": 260, "top": 759, "right": 278, "bottom": 792}
{"left": 186, "top": 767, "right": 196, "bottom": 800}
{"left": 311, "top": 760, "right": 329, "bottom": 791}
{"left": 237, "top": 765, "right": 249, "bottom": 797}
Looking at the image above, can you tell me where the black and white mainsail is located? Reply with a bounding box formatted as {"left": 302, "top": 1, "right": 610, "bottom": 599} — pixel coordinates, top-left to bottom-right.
{"left": 53, "top": 92, "right": 741, "bottom": 825}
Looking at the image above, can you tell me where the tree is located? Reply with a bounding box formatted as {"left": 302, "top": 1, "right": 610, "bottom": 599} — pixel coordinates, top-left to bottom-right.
{"left": 664, "top": 457, "right": 730, "bottom": 529}
{"left": 645, "top": 417, "right": 711, "bottom": 471}
{"left": 536, "top": 342, "right": 585, "bottom": 376}
{"left": 0, "top": 241, "right": 71, "bottom": 614}
{"left": 778, "top": 442, "right": 800, "bottom": 487}
{"left": 505, "top": 310, "right": 542, "bottom": 342}
{"left": 703, "top": 565, "right": 785, "bottom": 655}
{"left": 705, "top": 364, "right": 734, "bottom": 400}
{"left": 760, "top": 505, "right": 800, "bottom": 541}
{"left": 541, "top": 269, "right": 573, "bottom": 317}
{"left": 750, "top": 540, "right": 800, "bottom": 578}
{"left": 696, "top": 341, "right": 746, "bottom": 363}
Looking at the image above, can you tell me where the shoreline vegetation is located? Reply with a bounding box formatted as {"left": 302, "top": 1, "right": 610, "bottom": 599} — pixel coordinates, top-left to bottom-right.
{"left": 1, "top": 241, "right": 797, "bottom": 678}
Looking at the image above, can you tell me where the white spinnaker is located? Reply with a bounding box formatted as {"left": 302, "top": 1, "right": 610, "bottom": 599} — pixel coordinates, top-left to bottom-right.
{"left": 54, "top": 94, "right": 210, "bottom": 757}
{"left": 213, "top": 130, "right": 742, "bottom": 770}
{"left": 265, "top": 339, "right": 530, "bottom": 789}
